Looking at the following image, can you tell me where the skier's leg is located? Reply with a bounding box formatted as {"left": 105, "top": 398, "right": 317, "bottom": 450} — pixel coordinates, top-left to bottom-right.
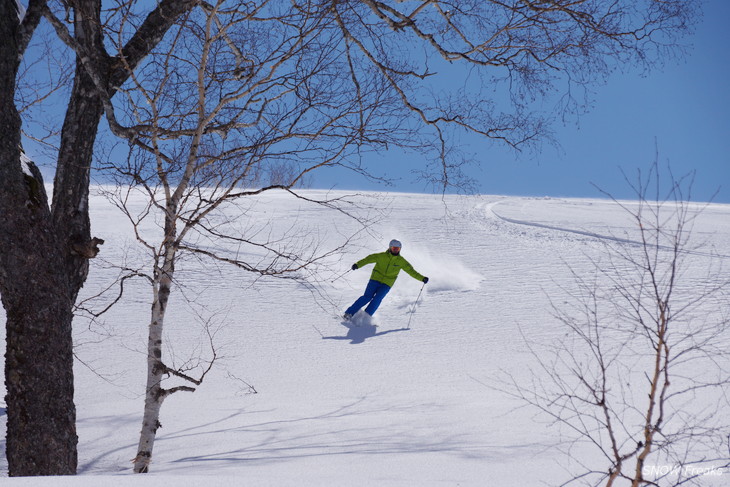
{"left": 364, "top": 282, "right": 391, "bottom": 316}
{"left": 345, "top": 280, "right": 379, "bottom": 316}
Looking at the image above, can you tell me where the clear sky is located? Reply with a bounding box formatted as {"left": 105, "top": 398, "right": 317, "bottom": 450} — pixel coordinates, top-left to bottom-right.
{"left": 312, "top": 1, "right": 730, "bottom": 204}
{"left": 23, "top": 2, "right": 728, "bottom": 204}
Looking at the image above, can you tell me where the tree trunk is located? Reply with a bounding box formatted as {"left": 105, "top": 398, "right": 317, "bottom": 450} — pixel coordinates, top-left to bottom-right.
{"left": 1, "top": 0, "right": 106, "bottom": 475}
{"left": 1, "top": 236, "right": 78, "bottom": 476}
{"left": 133, "top": 244, "right": 176, "bottom": 473}
{"left": 0, "top": 138, "right": 79, "bottom": 476}
{"left": 0, "top": 73, "right": 107, "bottom": 476}
{"left": 133, "top": 371, "right": 165, "bottom": 474}
{"left": 0, "top": 2, "right": 80, "bottom": 476}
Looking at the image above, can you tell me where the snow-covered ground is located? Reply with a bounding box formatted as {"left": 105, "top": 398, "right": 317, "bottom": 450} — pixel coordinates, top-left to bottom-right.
{"left": 1, "top": 189, "right": 729, "bottom": 486}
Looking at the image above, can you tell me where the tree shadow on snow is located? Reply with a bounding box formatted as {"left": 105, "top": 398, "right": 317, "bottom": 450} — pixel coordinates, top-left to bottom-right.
{"left": 322, "top": 319, "right": 409, "bottom": 344}
{"left": 165, "top": 397, "right": 518, "bottom": 470}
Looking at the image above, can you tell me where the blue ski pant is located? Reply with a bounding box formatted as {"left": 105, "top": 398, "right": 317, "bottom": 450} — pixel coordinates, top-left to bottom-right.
{"left": 346, "top": 279, "right": 392, "bottom": 316}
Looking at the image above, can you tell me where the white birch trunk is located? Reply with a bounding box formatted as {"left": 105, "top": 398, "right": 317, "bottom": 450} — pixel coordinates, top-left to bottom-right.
{"left": 133, "top": 220, "right": 177, "bottom": 473}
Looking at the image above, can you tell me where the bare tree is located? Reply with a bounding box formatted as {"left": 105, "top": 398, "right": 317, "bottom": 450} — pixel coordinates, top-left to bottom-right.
{"left": 80, "top": 2, "right": 376, "bottom": 471}
{"left": 0, "top": 0, "right": 198, "bottom": 475}
{"left": 505, "top": 164, "right": 730, "bottom": 486}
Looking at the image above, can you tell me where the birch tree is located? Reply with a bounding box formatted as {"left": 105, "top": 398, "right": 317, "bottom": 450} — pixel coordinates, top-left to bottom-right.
{"left": 88, "top": 1, "right": 379, "bottom": 471}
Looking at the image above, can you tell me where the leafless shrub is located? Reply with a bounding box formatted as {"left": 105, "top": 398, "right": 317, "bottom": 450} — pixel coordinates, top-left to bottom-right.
{"left": 504, "top": 163, "right": 730, "bottom": 486}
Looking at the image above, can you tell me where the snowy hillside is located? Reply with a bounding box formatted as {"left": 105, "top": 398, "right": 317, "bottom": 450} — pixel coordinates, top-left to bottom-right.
{"left": 1, "top": 189, "right": 729, "bottom": 486}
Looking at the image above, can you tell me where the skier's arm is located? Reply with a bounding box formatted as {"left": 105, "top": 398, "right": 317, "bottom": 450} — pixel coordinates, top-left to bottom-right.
{"left": 400, "top": 257, "right": 426, "bottom": 282}
{"left": 354, "top": 252, "right": 381, "bottom": 269}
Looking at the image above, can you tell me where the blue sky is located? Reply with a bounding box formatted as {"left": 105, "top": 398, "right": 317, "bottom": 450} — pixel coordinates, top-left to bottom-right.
{"left": 313, "top": 1, "right": 730, "bottom": 204}
{"left": 23, "top": 2, "right": 728, "bottom": 204}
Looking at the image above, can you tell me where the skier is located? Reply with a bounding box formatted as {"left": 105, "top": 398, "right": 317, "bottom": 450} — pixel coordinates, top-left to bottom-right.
{"left": 343, "top": 239, "right": 428, "bottom": 320}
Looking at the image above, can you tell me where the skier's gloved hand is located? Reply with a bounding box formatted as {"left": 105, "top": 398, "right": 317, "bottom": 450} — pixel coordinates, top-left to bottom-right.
{"left": 351, "top": 264, "right": 358, "bottom": 270}
{"left": 422, "top": 277, "right": 429, "bottom": 284}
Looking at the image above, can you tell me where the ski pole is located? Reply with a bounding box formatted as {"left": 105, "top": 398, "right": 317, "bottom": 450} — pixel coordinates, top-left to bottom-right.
{"left": 331, "top": 268, "right": 352, "bottom": 283}
{"left": 406, "top": 282, "right": 426, "bottom": 329}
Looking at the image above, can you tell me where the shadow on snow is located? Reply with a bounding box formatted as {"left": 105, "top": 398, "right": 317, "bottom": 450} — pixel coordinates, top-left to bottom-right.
{"left": 322, "top": 320, "right": 409, "bottom": 344}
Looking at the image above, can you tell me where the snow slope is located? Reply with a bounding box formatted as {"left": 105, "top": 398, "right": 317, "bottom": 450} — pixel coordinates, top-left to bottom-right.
{"left": 1, "top": 189, "right": 729, "bottom": 486}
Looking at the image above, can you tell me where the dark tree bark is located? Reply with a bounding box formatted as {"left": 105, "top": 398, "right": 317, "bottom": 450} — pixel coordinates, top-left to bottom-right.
{"left": 0, "top": 0, "right": 78, "bottom": 476}
{"left": 0, "top": 0, "right": 197, "bottom": 475}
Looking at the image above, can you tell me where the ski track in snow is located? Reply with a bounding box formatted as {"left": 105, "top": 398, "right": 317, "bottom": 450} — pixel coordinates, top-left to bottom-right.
{"left": 488, "top": 199, "right": 730, "bottom": 259}
{"left": 0, "top": 190, "right": 728, "bottom": 486}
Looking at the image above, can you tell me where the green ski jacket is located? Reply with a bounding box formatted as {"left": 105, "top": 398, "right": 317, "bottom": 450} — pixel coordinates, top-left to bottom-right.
{"left": 356, "top": 250, "right": 425, "bottom": 287}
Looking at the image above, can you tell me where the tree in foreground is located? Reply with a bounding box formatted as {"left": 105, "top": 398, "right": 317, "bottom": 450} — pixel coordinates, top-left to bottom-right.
{"left": 0, "top": 0, "right": 197, "bottom": 475}
{"left": 505, "top": 164, "right": 730, "bottom": 486}
{"left": 2, "top": 0, "right": 700, "bottom": 475}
